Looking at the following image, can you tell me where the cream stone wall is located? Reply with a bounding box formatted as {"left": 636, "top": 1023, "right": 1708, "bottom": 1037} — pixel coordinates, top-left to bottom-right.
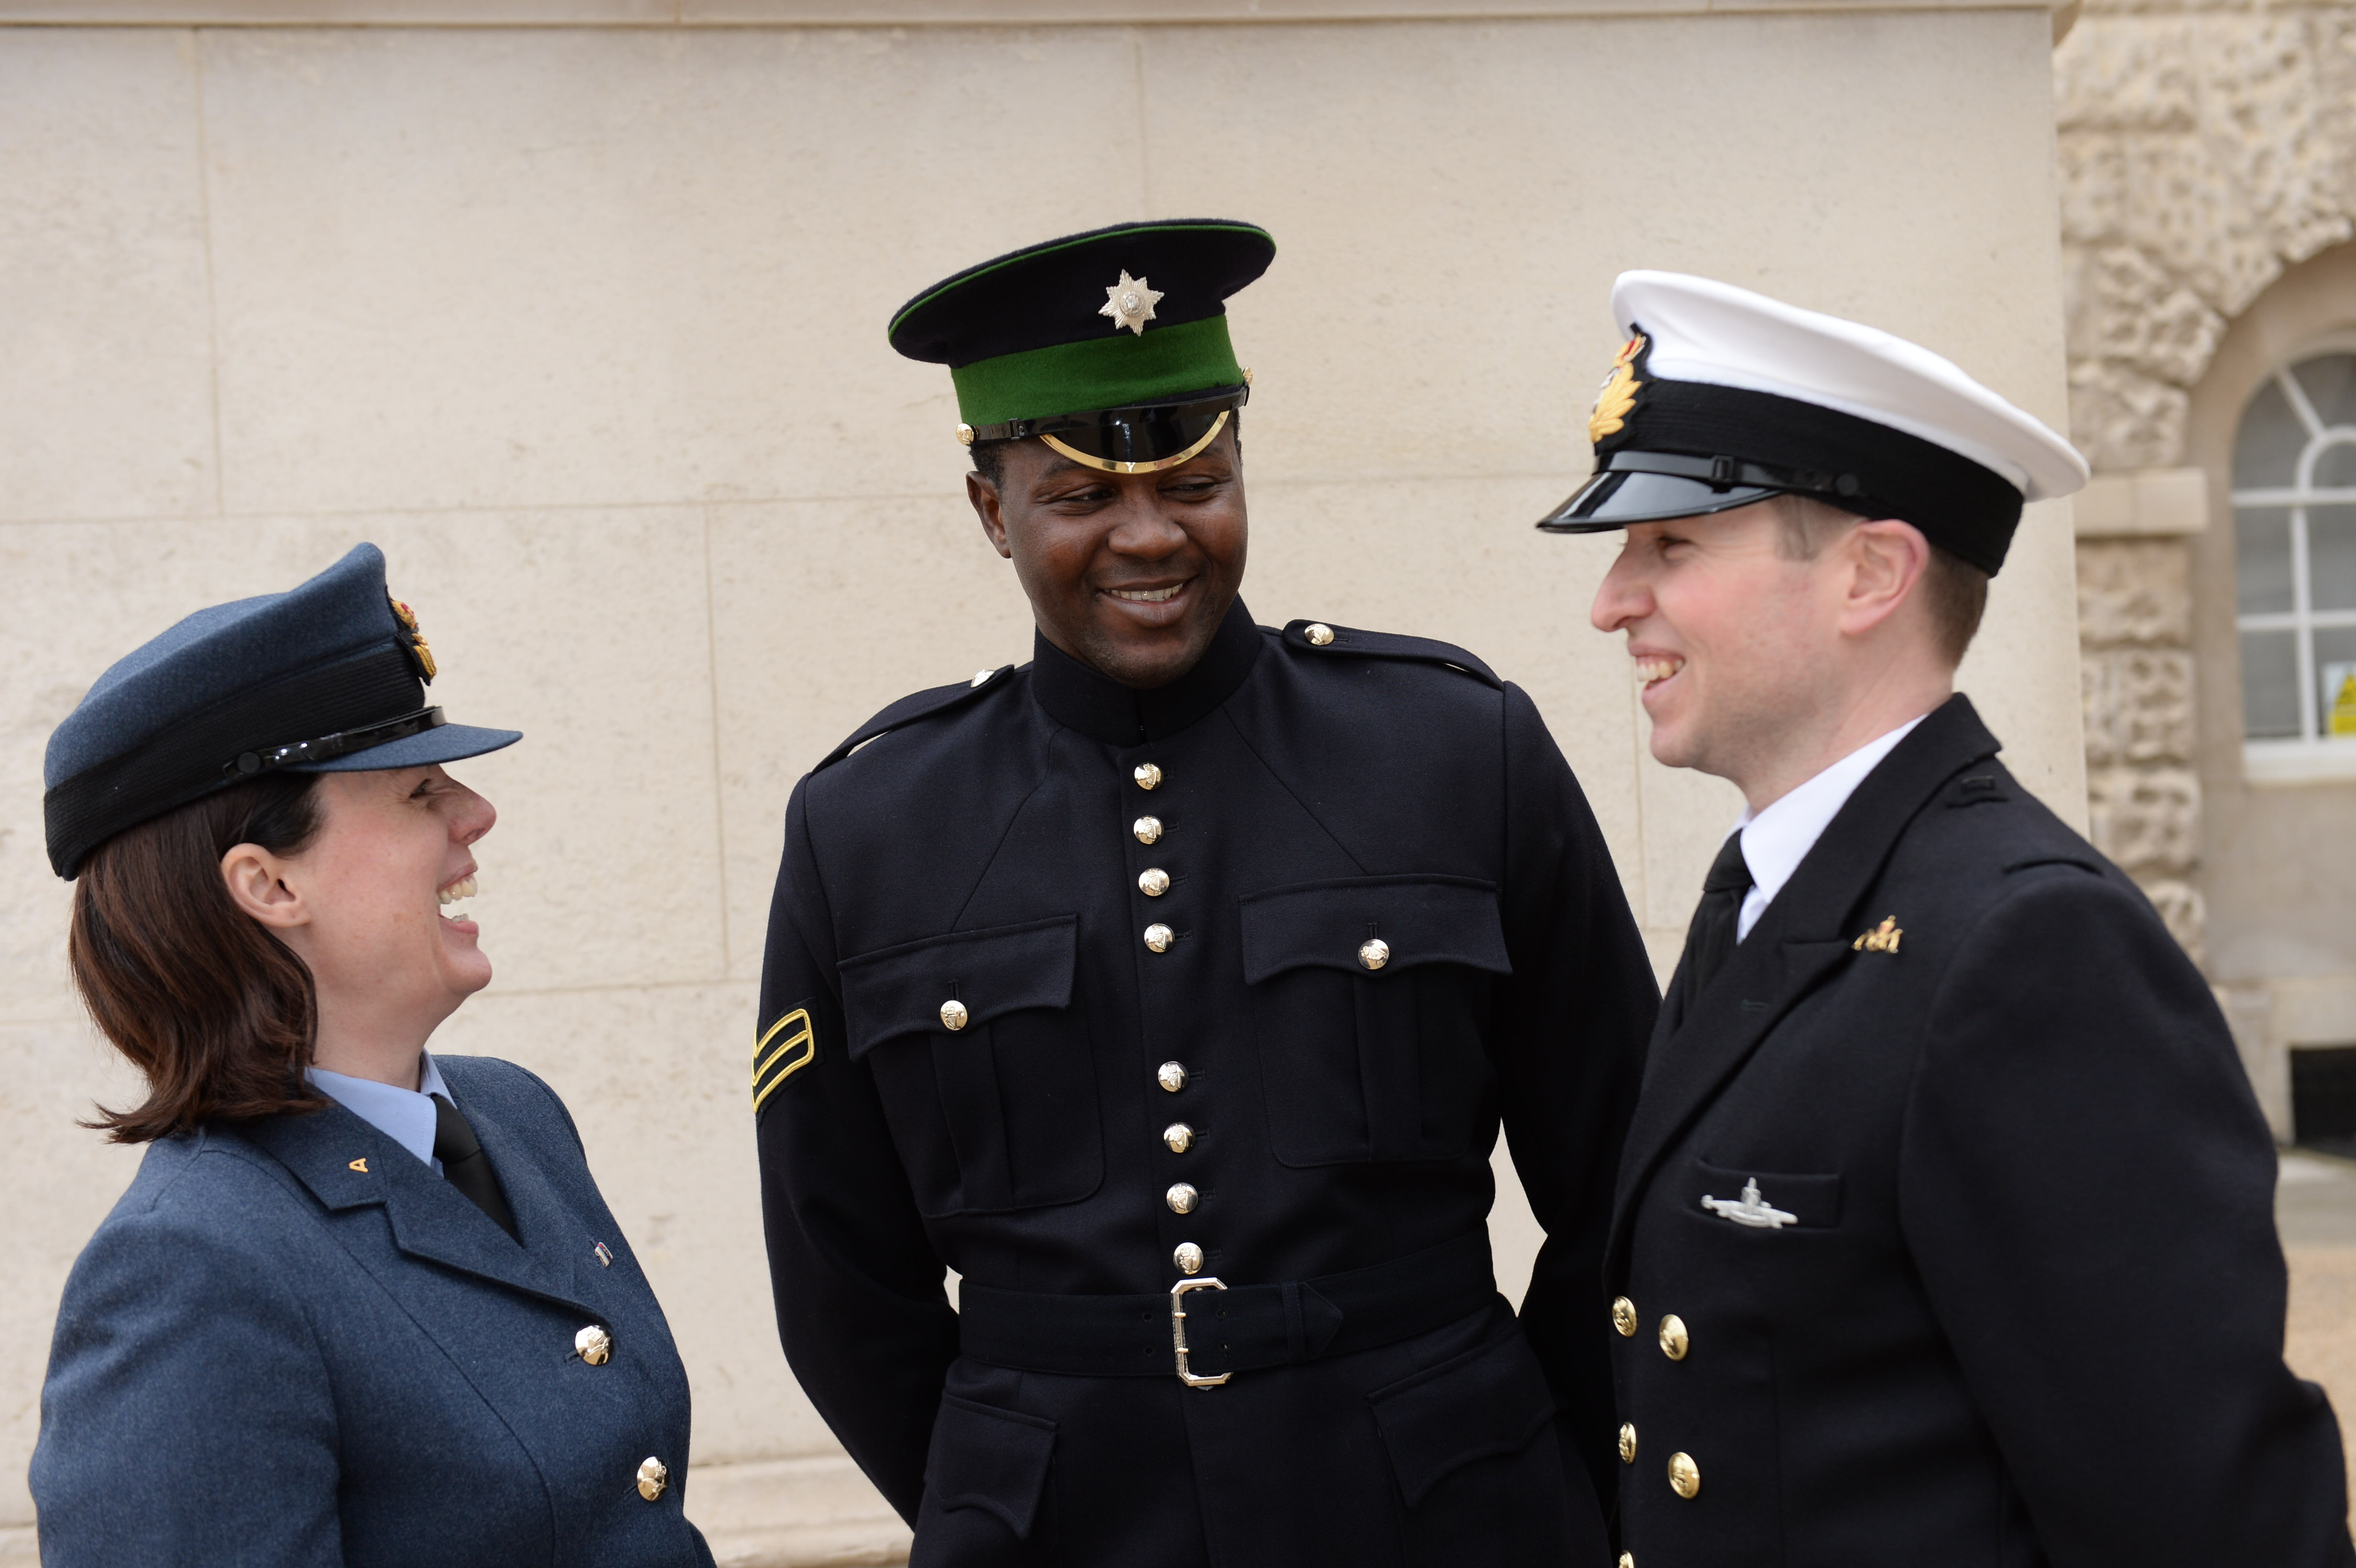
{"left": 0, "top": 10, "right": 2083, "bottom": 1560}
{"left": 2055, "top": 0, "right": 2356, "bottom": 1137}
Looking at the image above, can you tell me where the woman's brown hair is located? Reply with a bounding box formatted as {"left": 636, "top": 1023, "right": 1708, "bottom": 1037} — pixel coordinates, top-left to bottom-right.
{"left": 70, "top": 773, "right": 332, "bottom": 1142}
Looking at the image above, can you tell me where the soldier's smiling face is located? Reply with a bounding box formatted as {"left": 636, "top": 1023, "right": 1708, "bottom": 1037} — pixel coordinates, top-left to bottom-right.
{"left": 1589, "top": 501, "right": 1849, "bottom": 786}
{"left": 968, "top": 425, "right": 1248, "bottom": 689}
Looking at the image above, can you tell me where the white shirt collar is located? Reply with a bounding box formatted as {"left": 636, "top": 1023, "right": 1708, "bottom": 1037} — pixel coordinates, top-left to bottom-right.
{"left": 306, "top": 1052, "right": 451, "bottom": 1172}
{"left": 1734, "top": 715, "right": 1929, "bottom": 941}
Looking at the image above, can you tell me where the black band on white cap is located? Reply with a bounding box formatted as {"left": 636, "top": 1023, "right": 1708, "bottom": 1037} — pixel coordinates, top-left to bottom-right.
{"left": 1536, "top": 379, "right": 2025, "bottom": 575}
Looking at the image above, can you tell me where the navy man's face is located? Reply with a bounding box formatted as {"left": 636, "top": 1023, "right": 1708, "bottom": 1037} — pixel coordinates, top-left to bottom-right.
{"left": 967, "top": 425, "right": 1248, "bottom": 689}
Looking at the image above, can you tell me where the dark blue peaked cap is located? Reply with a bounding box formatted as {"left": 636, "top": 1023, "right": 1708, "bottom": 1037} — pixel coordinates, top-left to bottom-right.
{"left": 44, "top": 543, "right": 520, "bottom": 879}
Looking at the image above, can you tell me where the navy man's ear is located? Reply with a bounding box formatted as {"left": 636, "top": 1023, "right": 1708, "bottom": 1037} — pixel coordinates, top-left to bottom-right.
{"left": 1835, "top": 518, "right": 1934, "bottom": 641}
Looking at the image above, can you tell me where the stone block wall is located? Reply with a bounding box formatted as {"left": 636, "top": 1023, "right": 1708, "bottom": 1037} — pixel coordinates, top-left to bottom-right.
{"left": 2076, "top": 499, "right": 2208, "bottom": 958}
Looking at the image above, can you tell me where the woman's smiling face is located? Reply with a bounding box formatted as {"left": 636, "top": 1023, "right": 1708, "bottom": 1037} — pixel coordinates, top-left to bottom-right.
{"left": 243, "top": 766, "right": 498, "bottom": 1051}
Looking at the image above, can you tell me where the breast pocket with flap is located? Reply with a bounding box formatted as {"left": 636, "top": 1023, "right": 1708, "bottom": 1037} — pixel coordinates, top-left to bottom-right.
{"left": 1240, "top": 875, "right": 1511, "bottom": 1167}
{"left": 839, "top": 916, "right": 1100, "bottom": 1217}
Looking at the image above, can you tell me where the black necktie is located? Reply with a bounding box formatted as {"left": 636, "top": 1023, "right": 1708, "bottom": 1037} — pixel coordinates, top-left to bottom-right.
{"left": 431, "top": 1092, "right": 521, "bottom": 1243}
{"left": 1663, "top": 830, "right": 1754, "bottom": 1033}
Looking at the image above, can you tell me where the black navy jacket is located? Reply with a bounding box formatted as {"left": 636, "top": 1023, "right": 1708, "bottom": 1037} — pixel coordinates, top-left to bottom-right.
{"left": 1610, "top": 695, "right": 2353, "bottom": 1567}
{"left": 755, "top": 601, "right": 1656, "bottom": 1567}
{"left": 33, "top": 1055, "right": 714, "bottom": 1568}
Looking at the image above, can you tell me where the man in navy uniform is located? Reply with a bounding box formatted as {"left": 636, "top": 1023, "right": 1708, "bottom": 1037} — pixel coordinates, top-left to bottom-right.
{"left": 1542, "top": 271, "right": 2355, "bottom": 1566}
{"left": 752, "top": 220, "right": 1657, "bottom": 1566}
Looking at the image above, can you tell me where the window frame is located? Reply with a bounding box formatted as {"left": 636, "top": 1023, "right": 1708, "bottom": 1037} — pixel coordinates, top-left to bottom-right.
{"left": 2233, "top": 344, "right": 2356, "bottom": 784}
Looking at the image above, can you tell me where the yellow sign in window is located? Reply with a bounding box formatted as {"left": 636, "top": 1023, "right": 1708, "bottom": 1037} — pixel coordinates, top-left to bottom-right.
{"left": 2329, "top": 664, "right": 2356, "bottom": 737}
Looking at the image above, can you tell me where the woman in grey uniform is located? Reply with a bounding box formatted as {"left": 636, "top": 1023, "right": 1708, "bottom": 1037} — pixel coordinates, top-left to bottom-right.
{"left": 30, "top": 543, "right": 714, "bottom": 1568}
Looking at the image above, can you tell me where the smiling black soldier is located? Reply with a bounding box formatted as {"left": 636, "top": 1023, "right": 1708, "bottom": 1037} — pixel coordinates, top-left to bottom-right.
{"left": 753, "top": 220, "right": 1657, "bottom": 1568}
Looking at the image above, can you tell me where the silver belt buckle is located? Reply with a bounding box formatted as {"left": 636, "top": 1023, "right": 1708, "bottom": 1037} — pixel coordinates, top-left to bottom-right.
{"left": 1170, "top": 1277, "right": 1231, "bottom": 1388}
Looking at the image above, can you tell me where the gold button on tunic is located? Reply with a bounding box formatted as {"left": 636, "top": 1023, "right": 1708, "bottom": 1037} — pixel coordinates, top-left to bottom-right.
{"left": 1174, "top": 1242, "right": 1204, "bottom": 1275}
{"left": 1133, "top": 815, "right": 1163, "bottom": 844}
{"left": 1612, "top": 1297, "right": 1639, "bottom": 1337}
{"left": 575, "top": 1325, "right": 612, "bottom": 1366}
{"left": 1358, "top": 938, "right": 1390, "bottom": 970}
{"left": 1157, "top": 1062, "right": 1188, "bottom": 1093}
{"left": 636, "top": 1456, "right": 669, "bottom": 1502}
{"left": 1667, "top": 1451, "right": 1701, "bottom": 1499}
{"left": 939, "top": 999, "right": 969, "bottom": 1032}
{"left": 1139, "top": 868, "right": 1171, "bottom": 897}
{"left": 1619, "top": 1423, "right": 1638, "bottom": 1463}
{"left": 1134, "top": 762, "right": 1163, "bottom": 790}
{"left": 1145, "top": 923, "right": 1175, "bottom": 953}
{"left": 1163, "top": 1122, "right": 1195, "bottom": 1154}
{"left": 1659, "top": 1314, "right": 1690, "bottom": 1361}
{"left": 1167, "top": 1182, "right": 1198, "bottom": 1214}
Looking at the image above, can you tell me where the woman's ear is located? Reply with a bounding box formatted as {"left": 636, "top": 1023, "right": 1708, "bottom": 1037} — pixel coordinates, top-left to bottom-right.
{"left": 220, "top": 844, "right": 308, "bottom": 930}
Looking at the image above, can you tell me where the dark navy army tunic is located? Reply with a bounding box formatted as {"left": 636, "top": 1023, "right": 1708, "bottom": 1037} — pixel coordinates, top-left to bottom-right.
{"left": 755, "top": 600, "right": 1657, "bottom": 1567}
{"left": 1609, "top": 697, "right": 2354, "bottom": 1568}
{"left": 33, "top": 1056, "right": 714, "bottom": 1568}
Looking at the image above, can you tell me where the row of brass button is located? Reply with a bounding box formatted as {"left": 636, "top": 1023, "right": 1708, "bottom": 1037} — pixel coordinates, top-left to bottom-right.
{"left": 570, "top": 1326, "right": 671, "bottom": 1503}
{"left": 1139, "top": 763, "right": 1202, "bottom": 1278}
{"left": 1612, "top": 1297, "right": 1700, "bottom": 1501}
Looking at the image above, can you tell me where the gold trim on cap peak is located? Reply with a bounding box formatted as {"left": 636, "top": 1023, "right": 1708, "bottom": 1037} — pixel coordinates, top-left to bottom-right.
{"left": 1041, "top": 410, "right": 1229, "bottom": 476}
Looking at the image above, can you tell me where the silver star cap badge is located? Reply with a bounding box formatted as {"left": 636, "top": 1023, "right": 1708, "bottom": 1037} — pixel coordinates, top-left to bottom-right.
{"left": 1100, "top": 270, "right": 1164, "bottom": 336}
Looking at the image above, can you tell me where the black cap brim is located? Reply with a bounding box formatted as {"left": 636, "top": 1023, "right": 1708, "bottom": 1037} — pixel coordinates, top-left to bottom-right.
{"left": 1534, "top": 468, "right": 1785, "bottom": 532}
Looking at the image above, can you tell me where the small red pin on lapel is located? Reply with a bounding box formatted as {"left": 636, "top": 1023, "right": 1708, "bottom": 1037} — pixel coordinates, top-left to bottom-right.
{"left": 593, "top": 1241, "right": 614, "bottom": 1268}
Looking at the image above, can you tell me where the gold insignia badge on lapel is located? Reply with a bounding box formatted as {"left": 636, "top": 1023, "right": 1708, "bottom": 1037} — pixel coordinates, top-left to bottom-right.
{"left": 348, "top": 1157, "right": 369, "bottom": 1173}
{"left": 1100, "top": 270, "right": 1163, "bottom": 336}
{"left": 1588, "top": 333, "right": 1646, "bottom": 443}
{"left": 388, "top": 595, "right": 437, "bottom": 681}
{"left": 1852, "top": 916, "right": 1903, "bottom": 954}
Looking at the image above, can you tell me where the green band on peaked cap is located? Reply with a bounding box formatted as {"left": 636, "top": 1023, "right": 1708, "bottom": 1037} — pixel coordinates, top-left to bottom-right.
{"left": 890, "top": 219, "right": 1275, "bottom": 440}
{"left": 949, "top": 316, "right": 1243, "bottom": 426}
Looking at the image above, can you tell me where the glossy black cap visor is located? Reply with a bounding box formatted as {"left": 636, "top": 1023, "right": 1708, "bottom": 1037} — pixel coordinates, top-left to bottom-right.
{"left": 1535, "top": 468, "right": 1787, "bottom": 532}
{"left": 967, "top": 386, "right": 1247, "bottom": 475}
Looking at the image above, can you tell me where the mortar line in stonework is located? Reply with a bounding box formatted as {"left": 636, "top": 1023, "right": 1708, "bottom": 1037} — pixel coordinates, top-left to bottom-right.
{"left": 1131, "top": 30, "right": 1155, "bottom": 215}
{"left": 0, "top": 470, "right": 1584, "bottom": 532}
{"left": 191, "top": 32, "right": 228, "bottom": 519}
{"left": 700, "top": 506, "right": 732, "bottom": 973}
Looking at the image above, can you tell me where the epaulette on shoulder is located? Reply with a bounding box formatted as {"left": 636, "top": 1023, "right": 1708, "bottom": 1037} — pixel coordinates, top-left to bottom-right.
{"left": 1276, "top": 620, "right": 1501, "bottom": 688}
{"left": 812, "top": 664, "right": 1017, "bottom": 774}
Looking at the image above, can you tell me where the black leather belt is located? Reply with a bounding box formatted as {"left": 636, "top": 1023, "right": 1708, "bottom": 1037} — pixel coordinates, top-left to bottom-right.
{"left": 956, "top": 1231, "right": 1498, "bottom": 1385}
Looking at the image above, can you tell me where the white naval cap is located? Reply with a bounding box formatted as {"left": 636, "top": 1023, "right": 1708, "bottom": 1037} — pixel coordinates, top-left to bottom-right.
{"left": 1537, "top": 271, "right": 2089, "bottom": 575}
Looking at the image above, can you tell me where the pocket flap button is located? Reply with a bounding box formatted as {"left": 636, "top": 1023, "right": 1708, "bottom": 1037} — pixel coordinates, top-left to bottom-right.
{"left": 1358, "top": 937, "right": 1390, "bottom": 970}
{"left": 939, "top": 999, "right": 969, "bottom": 1031}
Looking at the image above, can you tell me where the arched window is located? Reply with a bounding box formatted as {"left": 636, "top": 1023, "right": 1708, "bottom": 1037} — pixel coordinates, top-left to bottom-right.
{"left": 2234, "top": 350, "right": 2356, "bottom": 762}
